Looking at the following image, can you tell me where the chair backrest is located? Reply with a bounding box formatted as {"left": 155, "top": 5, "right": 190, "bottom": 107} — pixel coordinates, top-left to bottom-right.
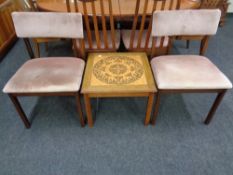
{"left": 128, "top": 0, "right": 181, "bottom": 51}
{"left": 12, "top": 12, "right": 84, "bottom": 58}
{"left": 66, "top": 0, "right": 117, "bottom": 51}
{"left": 12, "top": 12, "right": 83, "bottom": 38}
{"left": 151, "top": 9, "right": 221, "bottom": 55}
{"left": 152, "top": 9, "right": 221, "bottom": 37}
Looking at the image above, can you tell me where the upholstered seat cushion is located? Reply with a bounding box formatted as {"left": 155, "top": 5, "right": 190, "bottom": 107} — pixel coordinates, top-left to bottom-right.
{"left": 3, "top": 57, "right": 85, "bottom": 93}
{"left": 122, "top": 30, "right": 169, "bottom": 49}
{"left": 76, "top": 30, "right": 120, "bottom": 50}
{"left": 151, "top": 55, "right": 232, "bottom": 90}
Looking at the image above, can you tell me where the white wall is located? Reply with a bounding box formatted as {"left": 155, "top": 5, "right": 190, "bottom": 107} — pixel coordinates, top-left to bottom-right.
{"left": 229, "top": 0, "right": 233, "bottom": 12}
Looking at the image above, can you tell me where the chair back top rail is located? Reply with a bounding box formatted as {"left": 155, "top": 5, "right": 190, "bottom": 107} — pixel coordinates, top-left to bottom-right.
{"left": 129, "top": 0, "right": 181, "bottom": 50}
{"left": 152, "top": 9, "right": 221, "bottom": 37}
{"left": 66, "top": 0, "right": 116, "bottom": 50}
{"left": 12, "top": 12, "right": 84, "bottom": 39}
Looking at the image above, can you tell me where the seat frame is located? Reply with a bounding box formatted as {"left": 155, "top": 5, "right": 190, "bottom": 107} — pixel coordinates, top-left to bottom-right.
{"left": 152, "top": 88, "right": 227, "bottom": 125}
{"left": 8, "top": 92, "right": 85, "bottom": 128}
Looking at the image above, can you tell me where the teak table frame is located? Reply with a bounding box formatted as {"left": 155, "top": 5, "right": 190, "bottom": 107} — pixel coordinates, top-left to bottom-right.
{"left": 81, "top": 52, "right": 156, "bottom": 127}
{"left": 83, "top": 92, "right": 155, "bottom": 127}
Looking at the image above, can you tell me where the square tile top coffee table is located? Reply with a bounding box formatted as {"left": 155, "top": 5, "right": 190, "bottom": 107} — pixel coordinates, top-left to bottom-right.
{"left": 81, "top": 52, "right": 157, "bottom": 127}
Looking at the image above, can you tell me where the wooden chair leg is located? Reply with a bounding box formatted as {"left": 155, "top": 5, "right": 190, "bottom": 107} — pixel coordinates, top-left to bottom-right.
{"left": 23, "top": 39, "right": 35, "bottom": 59}
{"left": 200, "top": 36, "right": 209, "bottom": 56}
{"left": 8, "top": 94, "right": 31, "bottom": 128}
{"left": 34, "top": 42, "right": 40, "bottom": 58}
{"left": 75, "top": 94, "right": 85, "bottom": 127}
{"left": 186, "top": 40, "right": 190, "bottom": 49}
{"left": 204, "top": 90, "right": 227, "bottom": 125}
{"left": 144, "top": 93, "right": 154, "bottom": 126}
{"left": 84, "top": 94, "right": 94, "bottom": 127}
{"left": 151, "top": 92, "right": 161, "bottom": 125}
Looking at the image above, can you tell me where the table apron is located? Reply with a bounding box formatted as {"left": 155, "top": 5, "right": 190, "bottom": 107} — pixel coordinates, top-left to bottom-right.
{"left": 85, "top": 92, "right": 154, "bottom": 98}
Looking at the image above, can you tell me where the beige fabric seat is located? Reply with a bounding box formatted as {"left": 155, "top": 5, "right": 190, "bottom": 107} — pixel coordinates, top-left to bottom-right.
{"left": 76, "top": 30, "right": 120, "bottom": 51}
{"left": 122, "top": 30, "right": 169, "bottom": 49}
{"left": 151, "top": 55, "right": 232, "bottom": 90}
{"left": 3, "top": 57, "right": 85, "bottom": 93}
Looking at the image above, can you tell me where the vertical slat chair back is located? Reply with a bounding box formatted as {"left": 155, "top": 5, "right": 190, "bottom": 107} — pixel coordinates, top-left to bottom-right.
{"left": 11, "top": 12, "right": 84, "bottom": 58}
{"left": 66, "top": 0, "right": 117, "bottom": 51}
{"left": 151, "top": 9, "right": 221, "bottom": 56}
{"left": 129, "top": 0, "right": 181, "bottom": 51}
{"left": 27, "top": 0, "right": 38, "bottom": 11}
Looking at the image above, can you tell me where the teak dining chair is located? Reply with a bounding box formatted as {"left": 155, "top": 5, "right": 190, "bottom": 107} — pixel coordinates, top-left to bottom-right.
{"left": 66, "top": 0, "right": 120, "bottom": 53}
{"left": 150, "top": 9, "right": 232, "bottom": 125}
{"left": 3, "top": 12, "right": 85, "bottom": 128}
{"left": 121, "top": 0, "right": 181, "bottom": 56}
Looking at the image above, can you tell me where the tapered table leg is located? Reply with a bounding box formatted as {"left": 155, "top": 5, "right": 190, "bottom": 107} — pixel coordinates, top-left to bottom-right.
{"left": 8, "top": 94, "right": 31, "bottom": 128}
{"left": 151, "top": 92, "right": 161, "bottom": 125}
{"left": 84, "top": 94, "right": 94, "bottom": 127}
{"left": 144, "top": 93, "right": 154, "bottom": 126}
{"left": 75, "top": 94, "right": 85, "bottom": 127}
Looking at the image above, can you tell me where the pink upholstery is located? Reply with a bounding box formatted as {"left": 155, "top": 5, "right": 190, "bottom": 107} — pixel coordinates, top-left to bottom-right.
{"left": 152, "top": 10, "right": 221, "bottom": 37}
{"left": 151, "top": 55, "right": 232, "bottom": 90}
{"left": 122, "top": 30, "right": 169, "bottom": 49}
{"left": 12, "top": 12, "right": 83, "bottom": 38}
{"left": 76, "top": 30, "right": 120, "bottom": 50}
{"left": 3, "top": 58, "right": 85, "bottom": 93}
